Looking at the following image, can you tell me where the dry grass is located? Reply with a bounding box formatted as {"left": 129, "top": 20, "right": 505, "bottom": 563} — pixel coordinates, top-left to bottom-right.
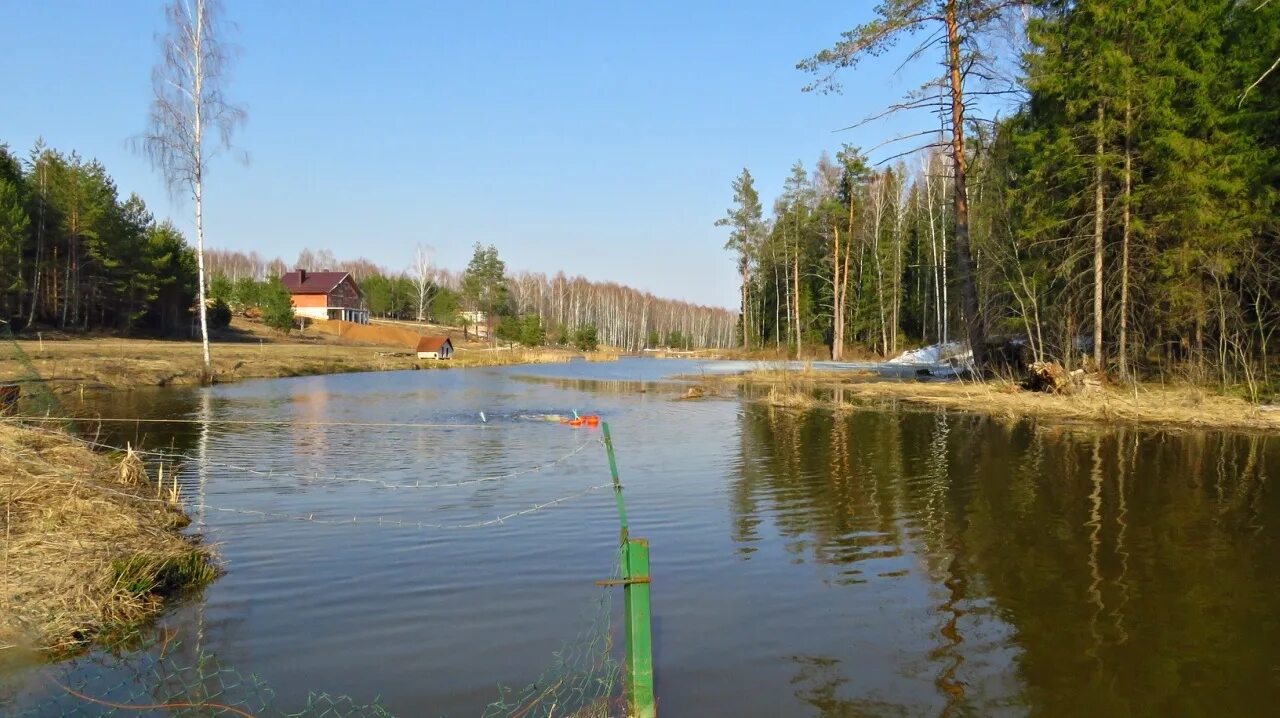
{"left": 0, "top": 318, "right": 587, "bottom": 391}
{"left": 0, "top": 423, "right": 216, "bottom": 655}
{"left": 708, "top": 365, "right": 875, "bottom": 386}
{"left": 765, "top": 386, "right": 819, "bottom": 410}
{"left": 842, "top": 380, "right": 1280, "bottom": 432}
{"left": 735, "top": 365, "right": 827, "bottom": 410}
{"left": 707, "top": 370, "right": 1280, "bottom": 433}
{"left": 711, "top": 346, "right": 882, "bottom": 362}
{"left": 443, "top": 347, "right": 580, "bottom": 368}
{"left": 1, "top": 334, "right": 415, "bottom": 391}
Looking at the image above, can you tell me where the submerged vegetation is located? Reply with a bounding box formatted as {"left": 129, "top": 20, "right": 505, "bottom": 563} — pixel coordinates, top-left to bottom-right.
{"left": 0, "top": 422, "right": 216, "bottom": 654}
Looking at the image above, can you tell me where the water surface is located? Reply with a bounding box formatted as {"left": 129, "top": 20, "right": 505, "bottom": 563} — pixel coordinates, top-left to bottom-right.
{"left": 5, "top": 358, "right": 1278, "bottom": 716}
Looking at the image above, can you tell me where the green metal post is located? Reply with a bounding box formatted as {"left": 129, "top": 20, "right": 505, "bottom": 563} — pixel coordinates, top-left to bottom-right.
{"left": 602, "top": 422, "right": 629, "bottom": 542}
{"left": 624, "top": 538, "right": 656, "bottom": 718}
{"left": 600, "top": 422, "right": 656, "bottom": 716}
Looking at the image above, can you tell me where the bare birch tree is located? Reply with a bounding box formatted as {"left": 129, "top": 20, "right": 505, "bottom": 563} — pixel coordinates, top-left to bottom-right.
{"left": 411, "top": 244, "right": 436, "bottom": 322}
{"left": 867, "top": 173, "right": 890, "bottom": 355}
{"left": 891, "top": 163, "right": 912, "bottom": 356}
{"left": 142, "top": 0, "right": 245, "bottom": 377}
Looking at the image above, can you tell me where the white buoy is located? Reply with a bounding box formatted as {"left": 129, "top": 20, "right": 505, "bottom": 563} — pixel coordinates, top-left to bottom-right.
{"left": 479, "top": 411, "right": 487, "bottom": 423}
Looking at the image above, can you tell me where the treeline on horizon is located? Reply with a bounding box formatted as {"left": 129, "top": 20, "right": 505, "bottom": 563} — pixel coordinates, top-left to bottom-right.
{"left": 0, "top": 137, "right": 735, "bottom": 350}
{"left": 205, "top": 246, "right": 738, "bottom": 350}
{"left": 0, "top": 136, "right": 732, "bottom": 350}
{"left": 719, "top": 0, "right": 1278, "bottom": 391}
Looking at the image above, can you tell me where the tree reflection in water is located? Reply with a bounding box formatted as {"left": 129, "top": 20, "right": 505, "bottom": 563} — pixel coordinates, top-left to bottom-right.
{"left": 733, "top": 404, "right": 1279, "bottom": 716}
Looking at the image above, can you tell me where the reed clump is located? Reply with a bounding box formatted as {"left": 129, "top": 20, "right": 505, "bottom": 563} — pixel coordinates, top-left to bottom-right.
{"left": 0, "top": 423, "right": 216, "bottom": 655}
{"left": 753, "top": 365, "right": 823, "bottom": 409}
{"left": 584, "top": 351, "right": 622, "bottom": 363}
{"left": 435, "top": 347, "right": 577, "bottom": 368}
{"left": 766, "top": 386, "right": 819, "bottom": 409}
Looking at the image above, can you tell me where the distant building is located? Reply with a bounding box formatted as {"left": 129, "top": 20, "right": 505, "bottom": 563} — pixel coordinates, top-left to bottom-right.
{"left": 416, "top": 336, "right": 454, "bottom": 360}
{"left": 282, "top": 270, "right": 369, "bottom": 324}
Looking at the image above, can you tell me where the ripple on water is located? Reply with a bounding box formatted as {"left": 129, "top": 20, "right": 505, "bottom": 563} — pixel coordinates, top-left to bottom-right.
{"left": 14, "top": 360, "right": 1280, "bottom": 718}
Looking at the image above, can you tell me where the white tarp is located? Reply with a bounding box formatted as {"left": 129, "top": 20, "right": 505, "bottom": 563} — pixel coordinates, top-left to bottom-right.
{"left": 886, "top": 341, "right": 973, "bottom": 374}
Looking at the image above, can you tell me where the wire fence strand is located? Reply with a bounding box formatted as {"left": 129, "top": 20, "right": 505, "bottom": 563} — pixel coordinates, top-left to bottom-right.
{"left": 72, "top": 434, "right": 602, "bottom": 491}
{"left": 9, "top": 555, "right": 623, "bottom": 717}
{"left": 2, "top": 330, "right": 631, "bottom": 716}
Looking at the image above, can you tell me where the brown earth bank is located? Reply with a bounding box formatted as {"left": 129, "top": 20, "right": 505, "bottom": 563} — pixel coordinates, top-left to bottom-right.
{"left": 0, "top": 422, "right": 216, "bottom": 656}
{"left": 0, "top": 317, "right": 608, "bottom": 392}
{"left": 696, "top": 369, "right": 1280, "bottom": 434}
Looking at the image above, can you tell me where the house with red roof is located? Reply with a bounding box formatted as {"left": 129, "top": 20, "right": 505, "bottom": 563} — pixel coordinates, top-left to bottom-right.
{"left": 281, "top": 269, "right": 370, "bottom": 324}
{"left": 415, "top": 335, "right": 453, "bottom": 360}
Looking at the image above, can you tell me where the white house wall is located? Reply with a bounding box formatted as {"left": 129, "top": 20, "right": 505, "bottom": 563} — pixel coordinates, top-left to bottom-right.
{"left": 296, "top": 307, "right": 329, "bottom": 321}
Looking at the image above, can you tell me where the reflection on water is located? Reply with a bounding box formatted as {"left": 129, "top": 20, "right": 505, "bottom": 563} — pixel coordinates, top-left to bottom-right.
{"left": 732, "top": 404, "right": 1278, "bottom": 716}
{"left": 5, "top": 359, "right": 1278, "bottom": 717}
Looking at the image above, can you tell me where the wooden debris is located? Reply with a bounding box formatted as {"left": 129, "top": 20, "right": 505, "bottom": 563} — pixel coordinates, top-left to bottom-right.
{"left": 1023, "top": 362, "right": 1102, "bottom": 395}
{"left": 677, "top": 385, "right": 706, "bottom": 401}
{"left": 1023, "top": 362, "right": 1071, "bottom": 394}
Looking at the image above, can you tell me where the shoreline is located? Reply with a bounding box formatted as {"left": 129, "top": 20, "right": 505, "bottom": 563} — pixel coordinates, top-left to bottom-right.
{"left": 1, "top": 335, "right": 606, "bottom": 393}
{"left": 0, "top": 422, "right": 216, "bottom": 656}
{"left": 689, "top": 369, "right": 1280, "bottom": 434}
{"left": 6, "top": 335, "right": 1274, "bottom": 434}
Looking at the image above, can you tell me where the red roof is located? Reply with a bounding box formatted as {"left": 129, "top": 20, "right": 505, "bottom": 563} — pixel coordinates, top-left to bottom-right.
{"left": 416, "top": 336, "right": 452, "bottom": 353}
{"left": 281, "top": 270, "right": 360, "bottom": 296}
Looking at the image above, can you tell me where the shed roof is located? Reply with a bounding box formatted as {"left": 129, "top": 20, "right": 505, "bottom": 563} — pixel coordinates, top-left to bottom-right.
{"left": 281, "top": 270, "right": 359, "bottom": 296}
{"left": 416, "top": 336, "right": 452, "bottom": 353}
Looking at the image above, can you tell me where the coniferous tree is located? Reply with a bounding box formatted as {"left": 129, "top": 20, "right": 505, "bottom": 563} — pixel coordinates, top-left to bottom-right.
{"left": 0, "top": 147, "right": 29, "bottom": 321}
{"left": 259, "top": 277, "right": 295, "bottom": 332}
{"left": 716, "top": 168, "right": 764, "bottom": 348}
{"left": 799, "top": 0, "right": 1024, "bottom": 367}
{"left": 461, "top": 243, "right": 509, "bottom": 344}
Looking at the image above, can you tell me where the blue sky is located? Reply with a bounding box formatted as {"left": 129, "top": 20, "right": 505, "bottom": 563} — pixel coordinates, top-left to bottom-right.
{"left": 1, "top": 1, "right": 943, "bottom": 309}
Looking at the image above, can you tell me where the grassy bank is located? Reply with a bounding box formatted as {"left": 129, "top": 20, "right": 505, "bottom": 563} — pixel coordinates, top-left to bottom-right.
{"left": 0, "top": 318, "right": 599, "bottom": 392}
{"left": 0, "top": 422, "right": 216, "bottom": 654}
{"left": 699, "top": 368, "right": 1280, "bottom": 433}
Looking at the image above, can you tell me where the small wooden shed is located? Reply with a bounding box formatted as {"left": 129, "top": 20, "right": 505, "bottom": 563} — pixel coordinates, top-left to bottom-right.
{"left": 416, "top": 336, "right": 453, "bottom": 360}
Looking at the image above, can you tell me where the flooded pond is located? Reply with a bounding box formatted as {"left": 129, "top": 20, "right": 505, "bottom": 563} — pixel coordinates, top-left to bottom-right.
{"left": 4, "top": 358, "right": 1279, "bottom": 716}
